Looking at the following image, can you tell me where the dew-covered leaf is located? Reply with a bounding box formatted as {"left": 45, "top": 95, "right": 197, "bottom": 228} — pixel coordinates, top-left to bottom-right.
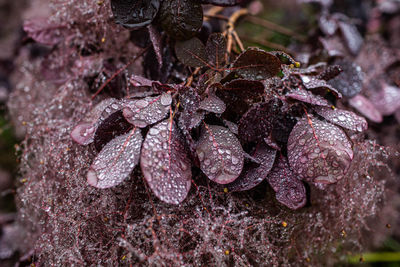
{"left": 317, "top": 65, "right": 342, "bottom": 81}
{"left": 328, "top": 59, "right": 363, "bottom": 98}
{"left": 218, "top": 79, "right": 265, "bottom": 120}
{"left": 314, "top": 106, "right": 367, "bottom": 132}
{"left": 87, "top": 129, "right": 143, "bottom": 189}
{"left": 141, "top": 120, "right": 192, "bottom": 204}
{"left": 199, "top": 93, "right": 226, "bottom": 114}
{"left": 122, "top": 93, "right": 172, "bottom": 128}
{"left": 319, "top": 36, "right": 347, "bottom": 57}
{"left": 370, "top": 83, "right": 400, "bottom": 116}
{"left": 338, "top": 21, "right": 363, "bottom": 55}
{"left": 266, "top": 156, "right": 306, "bottom": 210}
{"left": 227, "top": 143, "right": 276, "bottom": 192}
{"left": 238, "top": 100, "right": 281, "bottom": 142}
{"left": 71, "top": 98, "right": 118, "bottom": 145}
{"left": 23, "top": 18, "right": 66, "bottom": 46}
{"left": 94, "top": 110, "right": 133, "bottom": 152}
{"left": 206, "top": 33, "right": 227, "bottom": 68}
{"left": 196, "top": 125, "right": 244, "bottom": 184}
{"left": 199, "top": 0, "right": 244, "bottom": 6}
{"left": 159, "top": 0, "right": 203, "bottom": 40}
{"left": 175, "top": 38, "right": 207, "bottom": 67}
{"left": 232, "top": 48, "right": 281, "bottom": 80}
{"left": 348, "top": 94, "right": 383, "bottom": 123}
{"left": 148, "top": 25, "right": 163, "bottom": 66}
{"left": 287, "top": 117, "right": 353, "bottom": 184}
{"left": 301, "top": 76, "right": 342, "bottom": 98}
{"left": 110, "top": 0, "right": 160, "bottom": 29}
{"left": 286, "top": 89, "right": 330, "bottom": 107}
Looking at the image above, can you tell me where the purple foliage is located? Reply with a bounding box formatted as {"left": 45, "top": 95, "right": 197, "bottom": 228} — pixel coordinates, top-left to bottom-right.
{"left": 196, "top": 125, "right": 244, "bottom": 184}
{"left": 287, "top": 117, "right": 353, "bottom": 184}
{"left": 141, "top": 120, "right": 192, "bottom": 204}
{"left": 88, "top": 129, "right": 143, "bottom": 188}
{"left": 266, "top": 155, "right": 306, "bottom": 210}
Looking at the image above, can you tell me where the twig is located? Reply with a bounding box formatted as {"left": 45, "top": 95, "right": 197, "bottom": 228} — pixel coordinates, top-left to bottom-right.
{"left": 185, "top": 67, "right": 201, "bottom": 87}
{"left": 204, "top": 6, "right": 224, "bottom": 21}
{"left": 245, "top": 16, "right": 307, "bottom": 42}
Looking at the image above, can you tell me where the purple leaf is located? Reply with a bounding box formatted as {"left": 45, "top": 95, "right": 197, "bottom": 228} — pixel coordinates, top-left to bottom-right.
{"left": 238, "top": 100, "right": 281, "bottom": 142}
{"left": 175, "top": 38, "right": 207, "bottom": 67}
{"left": 319, "top": 14, "right": 338, "bottom": 35}
{"left": 218, "top": 79, "right": 265, "bottom": 120}
{"left": 206, "top": 33, "right": 227, "bottom": 68}
{"left": 317, "top": 65, "right": 342, "bottom": 81}
{"left": 110, "top": 0, "right": 160, "bottom": 29}
{"left": 286, "top": 89, "right": 330, "bottom": 107}
{"left": 159, "top": 0, "right": 203, "bottom": 40}
{"left": 370, "top": 83, "right": 400, "bottom": 116}
{"left": 348, "top": 94, "right": 383, "bottom": 123}
{"left": 141, "top": 120, "right": 192, "bottom": 204}
{"left": 287, "top": 117, "right": 353, "bottom": 184}
{"left": 23, "top": 18, "right": 66, "bottom": 46}
{"left": 94, "top": 110, "right": 133, "bottom": 152}
{"left": 122, "top": 93, "right": 172, "bottom": 128}
{"left": 319, "top": 36, "right": 347, "bottom": 57}
{"left": 232, "top": 48, "right": 281, "bottom": 80}
{"left": 227, "top": 143, "right": 276, "bottom": 192}
{"left": 301, "top": 76, "right": 342, "bottom": 98}
{"left": 196, "top": 125, "right": 244, "bottom": 184}
{"left": 71, "top": 98, "right": 118, "bottom": 145}
{"left": 199, "top": 93, "right": 226, "bottom": 114}
{"left": 87, "top": 129, "right": 143, "bottom": 189}
{"left": 328, "top": 59, "right": 363, "bottom": 98}
{"left": 148, "top": 25, "right": 163, "bottom": 66}
{"left": 338, "top": 21, "right": 363, "bottom": 55}
{"left": 314, "top": 106, "right": 368, "bottom": 132}
{"left": 266, "top": 156, "right": 306, "bottom": 210}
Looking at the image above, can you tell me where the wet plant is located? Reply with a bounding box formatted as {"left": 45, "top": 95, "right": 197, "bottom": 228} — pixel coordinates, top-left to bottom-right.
{"left": 71, "top": 29, "right": 368, "bottom": 209}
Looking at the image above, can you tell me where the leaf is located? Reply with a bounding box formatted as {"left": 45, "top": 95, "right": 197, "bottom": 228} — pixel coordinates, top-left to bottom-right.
{"left": 317, "top": 65, "right": 342, "bottom": 81}
{"left": 94, "top": 110, "right": 133, "bottom": 152}
{"left": 175, "top": 38, "right": 207, "bottom": 67}
{"left": 198, "top": 93, "right": 226, "bottom": 114}
{"left": 122, "top": 93, "right": 172, "bottom": 128}
{"left": 301, "top": 76, "right": 342, "bottom": 98}
{"left": 87, "top": 129, "right": 143, "bottom": 189}
{"left": 348, "top": 95, "right": 383, "bottom": 123}
{"left": 238, "top": 99, "right": 281, "bottom": 142}
{"left": 338, "top": 21, "right": 363, "bottom": 55}
{"left": 110, "top": 0, "right": 160, "bottom": 29}
{"left": 218, "top": 79, "right": 265, "bottom": 120}
{"left": 227, "top": 143, "right": 276, "bottom": 192}
{"left": 200, "top": 0, "right": 244, "bottom": 6}
{"left": 148, "top": 25, "right": 163, "bottom": 66}
{"left": 206, "top": 33, "right": 227, "bottom": 68}
{"left": 328, "top": 59, "right": 363, "bottom": 98}
{"left": 266, "top": 156, "right": 306, "bottom": 210}
{"left": 286, "top": 89, "right": 330, "bottom": 107}
{"left": 232, "top": 48, "right": 281, "bottom": 80}
{"left": 141, "top": 120, "right": 192, "bottom": 204}
{"left": 196, "top": 125, "right": 244, "bottom": 184}
{"left": 319, "top": 14, "right": 337, "bottom": 35}
{"left": 71, "top": 98, "right": 118, "bottom": 145}
{"left": 23, "top": 18, "right": 66, "bottom": 46}
{"left": 287, "top": 117, "right": 353, "bottom": 184}
{"left": 369, "top": 83, "right": 400, "bottom": 116}
{"left": 158, "top": 0, "right": 203, "bottom": 40}
{"left": 313, "top": 106, "right": 368, "bottom": 132}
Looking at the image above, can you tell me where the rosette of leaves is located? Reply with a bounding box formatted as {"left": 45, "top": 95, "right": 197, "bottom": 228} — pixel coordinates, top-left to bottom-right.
{"left": 110, "top": 0, "right": 243, "bottom": 40}
{"left": 71, "top": 33, "right": 368, "bottom": 210}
